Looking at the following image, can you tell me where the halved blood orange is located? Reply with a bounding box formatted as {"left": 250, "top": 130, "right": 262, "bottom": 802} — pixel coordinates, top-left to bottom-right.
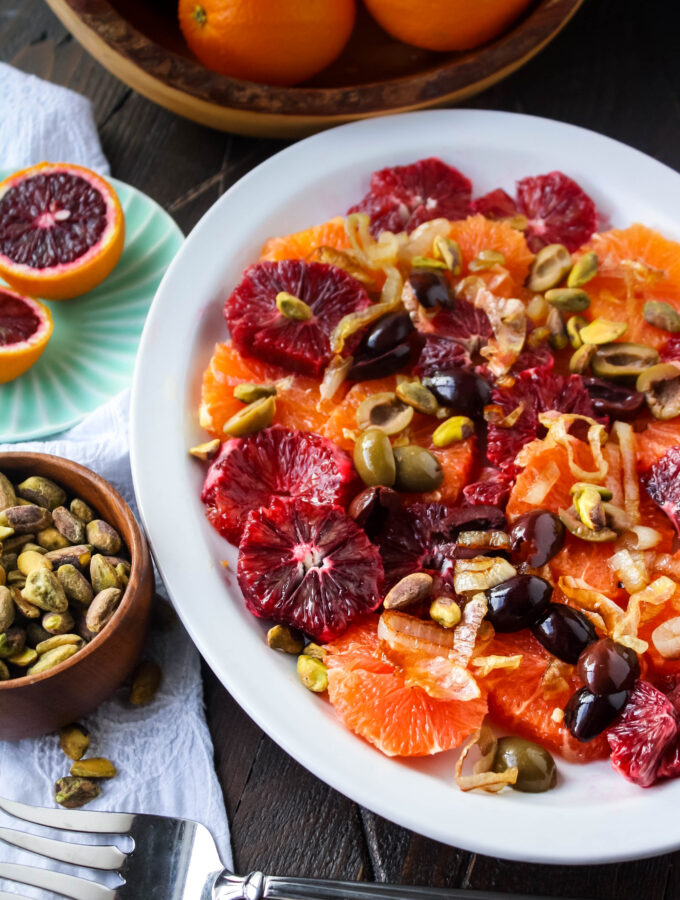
{"left": 326, "top": 618, "right": 487, "bottom": 757}
{"left": 480, "top": 630, "right": 610, "bottom": 762}
{"left": 447, "top": 214, "right": 534, "bottom": 286}
{"left": 0, "top": 163, "right": 125, "bottom": 300}
{"left": 582, "top": 224, "right": 680, "bottom": 350}
{"left": 259, "top": 217, "right": 351, "bottom": 262}
{"left": 0, "top": 288, "right": 53, "bottom": 383}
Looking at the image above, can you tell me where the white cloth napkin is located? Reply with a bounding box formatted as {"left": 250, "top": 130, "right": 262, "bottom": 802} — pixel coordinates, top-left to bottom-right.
{"left": 0, "top": 67, "right": 232, "bottom": 895}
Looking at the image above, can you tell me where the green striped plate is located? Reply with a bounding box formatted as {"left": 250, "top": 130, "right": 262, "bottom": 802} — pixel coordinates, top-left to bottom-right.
{"left": 0, "top": 173, "right": 183, "bottom": 442}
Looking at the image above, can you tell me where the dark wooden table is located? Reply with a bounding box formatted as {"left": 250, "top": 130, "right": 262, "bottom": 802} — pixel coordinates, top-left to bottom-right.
{"left": 2, "top": 0, "right": 679, "bottom": 895}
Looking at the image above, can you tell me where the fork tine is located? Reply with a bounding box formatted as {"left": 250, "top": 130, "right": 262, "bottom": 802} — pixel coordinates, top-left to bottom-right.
{"left": 0, "top": 826, "right": 126, "bottom": 871}
{"left": 0, "top": 798, "right": 133, "bottom": 834}
{"left": 0, "top": 862, "right": 115, "bottom": 900}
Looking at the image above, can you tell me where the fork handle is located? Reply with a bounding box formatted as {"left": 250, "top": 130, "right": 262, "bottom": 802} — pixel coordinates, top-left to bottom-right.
{"left": 214, "top": 870, "right": 564, "bottom": 900}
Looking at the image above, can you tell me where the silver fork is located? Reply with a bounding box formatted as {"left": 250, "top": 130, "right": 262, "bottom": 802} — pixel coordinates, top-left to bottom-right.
{"left": 0, "top": 796, "right": 571, "bottom": 900}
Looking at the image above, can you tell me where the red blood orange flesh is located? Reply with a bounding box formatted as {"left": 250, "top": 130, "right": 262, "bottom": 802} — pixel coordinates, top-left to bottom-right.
{"left": 516, "top": 171, "right": 598, "bottom": 252}
{"left": 0, "top": 288, "right": 53, "bottom": 383}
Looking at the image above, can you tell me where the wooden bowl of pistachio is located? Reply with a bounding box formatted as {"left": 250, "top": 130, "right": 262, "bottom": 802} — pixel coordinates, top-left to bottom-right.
{"left": 0, "top": 452, "right": 154, "bottom": 740}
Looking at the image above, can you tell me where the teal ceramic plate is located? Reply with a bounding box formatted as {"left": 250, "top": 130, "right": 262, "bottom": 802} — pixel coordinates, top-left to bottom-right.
{"left": 0, "top": 173, "right": 183, "bottom": 442}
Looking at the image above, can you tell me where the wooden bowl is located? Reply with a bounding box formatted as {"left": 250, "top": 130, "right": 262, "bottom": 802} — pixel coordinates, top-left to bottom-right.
{"left": 44, "top": 0, "right": 584, "bottom": 138}
{"left": 0, "top": 453, "right": 154, "bottom": 740}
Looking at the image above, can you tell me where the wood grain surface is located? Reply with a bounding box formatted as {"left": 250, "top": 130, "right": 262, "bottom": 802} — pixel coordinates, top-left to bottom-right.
{"left": 2, "top": 0, "right": 679, "bottom": 893}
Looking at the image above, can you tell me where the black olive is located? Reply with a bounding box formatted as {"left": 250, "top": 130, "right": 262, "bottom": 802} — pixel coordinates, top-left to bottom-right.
{"left": 485, "top": 575, "right": 553, "bottom": 632}
{"left": 531, "top": 603, "right": 598, "bottom": 664}
{"left": 362, "top": 312, "right": 414, "bottom": 358}
{"left": 348, "top": 486, "right": 402, "bottom": 540}
{"left": 509, "top": 509, "right": 565, "bottom": 568}
{"left": 563, "top": 687, "right": 628, "bottom": 742}
{"left": 409, "top": 269, "right": 453, "bottom": 309}
{"left": 448, "top": 505, "right": 507, "bottom": 534}
{"left": 423, "top": 371, "right": 492, "bottom": 417}
{"left": 348, "top": 343, "right": 411, "bottom": 381}
{"left": 582, "top": 377, "right": 645, "bottom": 420}
{"left": 577, "top": 638, "right": 640, "bottom": 695}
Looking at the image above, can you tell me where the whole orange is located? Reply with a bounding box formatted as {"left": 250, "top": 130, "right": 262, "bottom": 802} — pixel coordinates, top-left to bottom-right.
{"left": 363, "top": 0, "right": 533, "bottom": 51}
{"left": 178, "top": 0, "right": 356, "bottom": 86}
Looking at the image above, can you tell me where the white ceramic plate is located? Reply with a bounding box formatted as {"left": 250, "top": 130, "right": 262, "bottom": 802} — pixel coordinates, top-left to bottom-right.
{"left": 130, "top": 110, "right": 680, "bottom": 865}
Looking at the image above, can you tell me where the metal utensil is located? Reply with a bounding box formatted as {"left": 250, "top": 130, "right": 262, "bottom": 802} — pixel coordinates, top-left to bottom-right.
{"left": 0, "top": 796, "right": 573, "bottom": 899}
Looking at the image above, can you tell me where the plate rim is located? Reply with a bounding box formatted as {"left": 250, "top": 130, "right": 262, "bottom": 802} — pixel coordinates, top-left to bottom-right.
{"left": 130, "top": 109, "right": 680, "bottom": 865}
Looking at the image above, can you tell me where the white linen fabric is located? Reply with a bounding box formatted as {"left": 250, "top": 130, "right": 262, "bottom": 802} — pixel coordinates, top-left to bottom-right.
{"left": 0, "top": 67, "right": 232, "bottom": 895}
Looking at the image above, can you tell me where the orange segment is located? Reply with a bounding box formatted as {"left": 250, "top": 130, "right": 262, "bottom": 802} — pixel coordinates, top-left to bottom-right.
{"left": 639, "top": 583, "right": 680, "bottom": 684}
{"left": 0, "top": 289, "right": 53, "bottom": 383}
{"left": 448, "top": 214, "right": 534, "bottom": 286}
{"left": 480, "top": 630, "right": 609, "bottom": 763}
{"left": 637, "top": 420, "right": 680, "bottom": 472}
{"left": 259, "top": 217, "right": 351, "bottom": 262}
{"left": 326, "top": 619, "right": 487, "bottom": 757}
{"left": 582, "top": 224, "right": 680, "bottom": 350}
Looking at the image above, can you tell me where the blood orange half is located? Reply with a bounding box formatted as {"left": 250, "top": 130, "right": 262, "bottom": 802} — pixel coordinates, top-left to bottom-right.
{"left": 0, "top": 287, "right": 53, "bottom": 383}
{"left": 0, "top": 162, "right": 125, "bottom": 300}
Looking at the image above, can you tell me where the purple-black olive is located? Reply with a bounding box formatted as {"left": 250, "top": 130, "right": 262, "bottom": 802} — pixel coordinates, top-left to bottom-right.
{"left": 485, "top": 575, "right": 553, "bottom": 633}
{"left": 531, "top": 603, "right": 598, "bottom": 664}
{"left": 509, "top": 509, "right": 565, "bottom": 568}
{"left": 348, "top": 343, "right": 411, "bottom": 381}
{"left": 422, "top": 371, "right": 492, "bottom": 417}
{"left": 563, "top": 687, "right": 628, "bottom": 742}
{"left": 448, "top": 505, "right": 507, "bottom": 535}
{"left": 409, "top": 269, "right": 453, "bottom": 310}
{"left": 363, "top": 312, "right": 415, "bottom": 358}
{"left": 577, "top": 638, "right": 640, "bottom": 695}
{"left": 348, "top": 486, "right": 402, "bottom": 540}
{"left": 582, "top": 377, "right": 645, "bottom": 421}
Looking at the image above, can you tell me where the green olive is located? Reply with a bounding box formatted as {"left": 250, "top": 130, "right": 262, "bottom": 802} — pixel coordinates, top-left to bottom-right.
{"left": 527, "top": 244, "right": 572, "bottom": 292}
{"left": 353, "top": 429, "right": 396, "bottom": 487}
{"left": 590, "top": 342, "right": 660, "bottom": 381}
{"left": 492, "top": 736, "right": 557, "bottom": 793}
{"left": 393, "top": 446, "right": 444, "bottom": 493}
{"left": 636, "top": 363, "right": 680, "bottom": 420}
{"left": 355, "top": 392, "right": 414, "bottom": 435}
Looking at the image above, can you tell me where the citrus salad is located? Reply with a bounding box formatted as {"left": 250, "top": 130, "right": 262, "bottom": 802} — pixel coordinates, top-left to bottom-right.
{"left": 192, "top": 157, "right": 680, "bottom": 794}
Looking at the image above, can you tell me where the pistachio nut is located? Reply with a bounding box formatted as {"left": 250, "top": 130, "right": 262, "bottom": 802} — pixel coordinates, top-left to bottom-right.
{"left": 22, "top": 542, "right": 47, "bottom": 554}
{"left": 90, "top": 554, "right": 120, "bottom": 594}
{"left": 10, "top": 584, "right": 39, "bottom": 619}
{"left": 432, "top": 415, "right": 475, "bottom": 447}
{"left": 59, "top": 723, "right": 90, "bottom": 761}
{"left": 395, "top": 380, "right": 439, "bottom": 415}
{"left": 353, "top": 428, "right": 396, "bottom": 487}
{"left": 429, "top": 597, "right": 462, "bottom": 629}
{"left": 17, "top": 476, "right": 66, "bottom": 511}
{"left": 393, "top": 445, "right": 444, "bottom": 493}
{"left": 383, "top": 572, "right": 433, "bottom": 610}
{"left": 70, "top": 498, "right": 95, "bottom": 524}
{"left": 573, "top": 485, "right": 607, "bottom": 531}
{"left": 129, "top": 659, "right": 162, "bottom": 706}
{"left": 7, "top": 570, "right": 26, "bottom": 590}
{"left": 0, "top": 586, "right": 15, "bottom": 632}
{"left": 527, "top": 244, "right": 572, "bottom": 292}
{"left": 643, "top": 300, "right": 680, "bottom": 333}
{"left": 0, "top": 554, "right": 17, "bottom": 576}
{"left": 297, "top": 655, "right": 328, "bottom": 692}
{"left": 188, "top": 438, "right": 221, "bottom": 461}
{"left": 527, "top": 325, "right": 551, "bottom": 349}
{"left": 569, "top": 343, "right": 596, "bottom": 375}
{"left": 545, "top": 288, "right": 591, "bottom": 312}
{"left": 57, "top": 564, "right": 94, "bottom": 607}
{"left": 0, "top": 660, "right": 9, "bottom": 680}
{"left": 0, "top": 505, "right": 52, "bottom": 534}
{"left": 570, "top": 482, "right": 613, "bottom": 501}
{"left": 22, "top": 568, "right": 69, "bottom": 612}
{"left": 86, "top": 520, "right": 122, "bottom": 556}
{"left": 45, "top": 545, "right": 93, "bottom": 570}
{"left": 26, "top": 622, "right": 51, "bottom": 646}
{"left": 2, "top": 533, "right": 34, "bottom": 555}
{"left": 0, "top": 564, "right": 4, "bottom": 587}
{"left": 355, "top": 392, "right": 413, "bottom": 436}
{"left": 267, "top": 624, "right": 305, "bottom": 654}
{"left": 77, "top": 616, "right": 98, "bottom": 644}
{"left": 411, "top": 255, "right": 446, "bottom": 270}
{"left": 52, "top": 507, "right": 86, "bottom": 544}
{"left": 276, "top": 291, "right": 313, "bottom": 320}
{"left": 36, "top": 526, "right": 70, "bottom": 551}
{"left": 591, "top": 342, "right": 660, "bottom": 381}
{"left": 223, "top": 395, "right": 276, "bottom": 438}
{"left": 559, "top": 507, "right": 617, "bottom": 542}
{"left": 42, "top": 610, "right": 76, "bottom": 635}
{"left": 302, "top": 642, "right": 327, "bottom": 660}
{"left": 105, "top": 556, "right": 131, "bottom": 573}
{"left": 70, "top": 757, "right": 117, "bottom": 779}
{"left": 469, "top": 249, "right": 506, "bottom": 271}
{"left": 0, "top": 525, "right": 14, "bottom": 543}
{"left": 17, "top": 549, "right": 53, "bottom": 576}
{"left": 0, "top": 473, "right": 17, "bottom": 512}
{"left": 567, "top": 315, "right": 589, "bottom": 349}
{"left": 636, "top": 363, "right": 680, "bottom": 420}
{"left": 0, "top": 627, "right": 26, "bottom": 658}
{"left": 36, "top": 634, "right": 82, "bottom": 655}
{"left": 579, "top": 318, "right": 628, "bottom": 345}
{"left": 567, "top": 251, "right": 598, "bottom": 288}
{"left": 86, "top": 587, "right": 122, "bottom": 634}
{"left": 546, "top": 306, "right": 569, "bottom": 351}
{"left": 8, "top": 647, "right": 38, "bottom": 667}
{"left": 233, "top": 382, "right": 277, "bottom": 404}
{"left": 433, "top": 235, "right": 462, "bottom": 273}
{"left": 54, "top": 776, "right": 100, "bottom": 808}
{"left": 27, "top": 643, "right": 79, "bottom": 674}
{"left": 115, "top": 563, "right": 129, "bottom": 587}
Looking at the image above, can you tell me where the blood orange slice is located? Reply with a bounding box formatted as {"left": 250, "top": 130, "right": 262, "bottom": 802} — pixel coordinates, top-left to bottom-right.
{"left": 0, "top": 163, "right": 125, "bottom": 300}
{"left": 481, "top": 630, "right": 609, "bottom": 762}
{"left": 636, "top": 419, "right": 680, "bottom": 472}
{"left": 0, "top": 288, "right": 53, "bottom": 383}
{"left": 326, "top": 618, "right": 487, "bottom": 756}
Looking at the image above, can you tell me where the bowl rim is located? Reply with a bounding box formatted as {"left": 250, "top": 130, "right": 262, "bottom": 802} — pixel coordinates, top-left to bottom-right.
{"left": 0, "top": 451, "right": 150, "bottom": 690}
{"left": 44, "top": 0, "right": 584, "bottom": 118}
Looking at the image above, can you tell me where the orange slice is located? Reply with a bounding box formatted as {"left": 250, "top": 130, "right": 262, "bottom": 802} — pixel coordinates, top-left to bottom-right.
{"left": 448, "top": 214, "right": 534, "bottom": 286}
{"left": 0, "top": 162, "right": 125, "bottom": 300}
{"left": 259, "top": 217, "right": 351, "bottom": 262}
{"left": 0, "top": 288, "right": 53, "bottom": 383}
{"left": 637, "top": 419, "right": 680, "bottom": 472}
